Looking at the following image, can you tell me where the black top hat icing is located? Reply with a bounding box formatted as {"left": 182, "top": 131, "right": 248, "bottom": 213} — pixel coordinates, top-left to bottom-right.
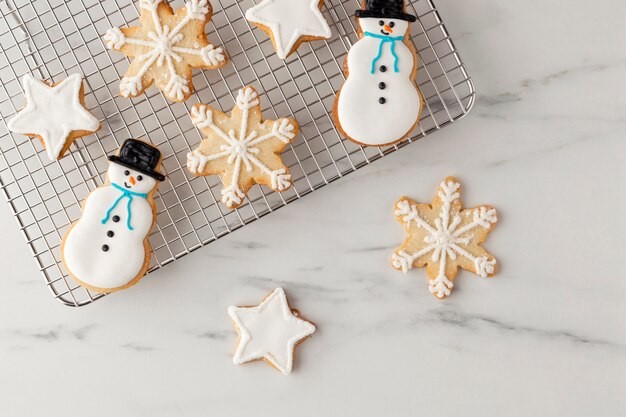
{"left": 355, "top": 0, "right": 417, "bottom": 22}
{"left": 109, "top": 139, "right": 165, "bottom": 181}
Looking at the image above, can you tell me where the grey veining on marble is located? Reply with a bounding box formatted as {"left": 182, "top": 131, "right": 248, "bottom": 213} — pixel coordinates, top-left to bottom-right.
{"left": 0, "top": 0, "right": 625, "bottom": 416}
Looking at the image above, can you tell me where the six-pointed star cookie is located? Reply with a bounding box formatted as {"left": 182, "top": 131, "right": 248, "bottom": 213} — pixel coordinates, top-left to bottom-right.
{"left": 186, "top": 86, "right": 297, "bottom": 208}
{"left": 246, "top": 0, "right": 332, "bottom": 59}
{"left": 391, "top": 177, "right": 498, "bottom": 299}
{"left": 104, "top": 0, "right": 227, "bottom": 102}
{"left": 228, "top": 288, "right": 316, "bottom": 375}
{"left": 7, "top": 74, "right": 100, "bottom": 160}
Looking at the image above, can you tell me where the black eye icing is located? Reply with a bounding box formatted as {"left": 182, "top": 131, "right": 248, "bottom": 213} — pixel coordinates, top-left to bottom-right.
{"left": 137, "top": 175, "right": 143, "bottom": 181}
{"left": 389, "top": 22, "right": 395, "bottom": 28}
{"left": 379, "top": 20, "right": 384, "bottom": 26}
{"left": 124, "top": 170, "right": 130, "bottom": 176}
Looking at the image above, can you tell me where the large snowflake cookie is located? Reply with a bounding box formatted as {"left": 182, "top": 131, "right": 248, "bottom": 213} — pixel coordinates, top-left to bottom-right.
{"left": 104, "top": 0, "right": 227, "bottom": 102}
{"left": 228, "top": 288, "right": 316, "bottom": 375}
{"left": 61, "top": 139, "right": 165, "bottom": 294}
{"left": 245, "top": 0, "right": 332, "bottom": 60}
{"left": 333, "top": 0, "right": 423, "bottom": 146}
{"left": 186, "top": 86, "right": 298, "bottom": 208}
{"left": 7, "top": 74, "right": 100, "bottom": 160}
{"left": 391, "top": 177, "right": 498, "bottom": 299}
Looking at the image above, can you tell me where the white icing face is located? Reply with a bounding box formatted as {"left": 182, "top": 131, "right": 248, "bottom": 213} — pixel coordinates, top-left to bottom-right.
{"left": 108, "top": 162, "right": 156, "bottom": 194}
{"left": 359, "top": 17, "right": 409, "bottom": 37}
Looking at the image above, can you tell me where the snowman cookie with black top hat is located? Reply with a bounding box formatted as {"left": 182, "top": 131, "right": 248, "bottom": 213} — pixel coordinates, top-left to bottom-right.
{"left": 334, "top": 0, "right": 423, "bottom": 147}
{"left": 61, "top": 139, "right": 165, "bottom": 293}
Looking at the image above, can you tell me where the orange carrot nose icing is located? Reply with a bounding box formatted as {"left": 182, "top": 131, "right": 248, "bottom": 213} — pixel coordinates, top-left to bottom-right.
{"left": 383, "top": 24, "right": 393, "bottom": 33}
{"left": 129, "top": 176, "right": 136, "bottom": 185}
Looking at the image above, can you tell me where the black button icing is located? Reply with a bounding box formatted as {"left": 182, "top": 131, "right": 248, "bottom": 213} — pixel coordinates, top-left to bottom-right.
{"left": 379, "top": 82, "right": 386, "bottom": 90}
{"left": 379, "top": 97, "right": 386, "bottom": 104}
{"left": 112, "top": 215, "right": 120, "bottom": 223}
{"left": 380, "top": 65, "right": 387, "bottom": 72}
{"left": 107, "top": 230, "right": 114, "bottom": 238}
{"left": 102, "top": 244, "right": 109, "bottom": 252}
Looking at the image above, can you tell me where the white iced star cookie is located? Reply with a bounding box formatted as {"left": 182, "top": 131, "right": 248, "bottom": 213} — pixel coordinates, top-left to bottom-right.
{"left": 228, "top": 288, "right": 316, "bottom": 375}
{"left": 186, "top": 86, "right": 298, "bottom": 208}
{"left": 104, "top": 0, "right": 227, "bottom": 102}
{"left": 391, "top": 177, "right": 498, "bottom": 299}
{"left": 7, "top": 74, "right": 100, "bottom": 160}
{"left": 246, "top": 0, "right": 332, "bottom": 59}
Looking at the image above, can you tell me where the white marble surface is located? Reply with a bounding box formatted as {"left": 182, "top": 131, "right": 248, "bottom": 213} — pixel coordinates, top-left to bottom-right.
{"left": 1, "top": 0, "right": 625, "bottom": 415}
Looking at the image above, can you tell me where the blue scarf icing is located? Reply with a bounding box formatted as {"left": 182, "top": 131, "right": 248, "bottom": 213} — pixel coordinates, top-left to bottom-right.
{"left": 101, "top": 182, "right": 147, "bottom": 231}
{"left": 363, "top": 31, "right": 403, "bottom": 74}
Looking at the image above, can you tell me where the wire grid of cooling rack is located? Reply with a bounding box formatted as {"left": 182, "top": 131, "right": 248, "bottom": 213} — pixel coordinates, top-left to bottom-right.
{"left": 0, "top": 0, "right": 474, "bottom": 306}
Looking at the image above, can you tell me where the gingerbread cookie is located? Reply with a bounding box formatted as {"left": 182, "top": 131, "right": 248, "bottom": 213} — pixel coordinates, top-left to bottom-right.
{"left": 104, "top": 0, "right": 227, "bottom": 102}
{"left": 61, "top": 139, "right": 165, "bottom": 293}
{"left": 333, "top": 0, "right": 423, "bottom": 146}
{"left": 187, "top": 86, "right": 297, "bottom": 208}
{"left": 228, "top": 288, "right": 316, "bottom": 375}
{"left": 391, "top": 177, "right": 498, "bottom": 299}
{"left": 7, "top": 74, "right": 100, "bottom": 160}
{"left": 245, "top": 0, "right": 332, "bottom": 60}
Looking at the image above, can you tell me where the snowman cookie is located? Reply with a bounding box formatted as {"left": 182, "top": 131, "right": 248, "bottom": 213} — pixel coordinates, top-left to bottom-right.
{"left": 187, "top": 86, "right": 298, "bottom": 208}
{"left": 7, "top": 74, "right": 100, "bottom": 160}
{"left": 245, "top": 0, "right": 332, "bottom": 60}
{"left": 61, "top": 139, "right": 165, "bottom": 293}
{"left": 104, "top": 0, "right": 227, "bottom": 102}
{"left": 333, "top": 0, "right": 423, "bottom": 147}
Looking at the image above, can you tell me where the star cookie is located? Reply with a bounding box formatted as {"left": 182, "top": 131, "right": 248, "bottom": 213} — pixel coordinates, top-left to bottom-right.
{"left": 186, "top": 86, "right": 298, "bottom": 208}
{"left": 246, "top": 0, "right": 332, "bottom": 60}
{"left": 391, "top": 177, "right": 498, "bottom": 299}
{"left": 228, "top": 288, "right": 316, "bottom": 375}
{"left": 7, "top": 74, "right": 100, "bottom": 160}
{"left": 104, "top": 0, "right": 227, "bottom": 102}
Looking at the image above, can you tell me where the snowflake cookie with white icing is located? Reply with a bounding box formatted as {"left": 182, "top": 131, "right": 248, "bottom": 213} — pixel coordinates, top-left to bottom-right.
{"left": 391, "top": 177, "right": 498, "bottom": 299}
{"left": 7, "top": 74, "right": 100, "bottom": 160}
{"left": 245, "top": 0, "right": 332, "bottom": 60}
{"left": 187, "top": 86, "right": 298, "bottom": 208}
{"left": 104, "top": 0, "right": 227, "bottom": 102}
{"left": 228, "top": 288, "right": 316, "bottom": 375}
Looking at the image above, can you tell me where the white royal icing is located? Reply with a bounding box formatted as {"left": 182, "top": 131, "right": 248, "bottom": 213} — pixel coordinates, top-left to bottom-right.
{"left": 104, "top": 0, "right": 225, "bottom": 101}
{"left": 62, "top": 162, "right": 158, "bottom": 291}
{"left": 228, "top": 288, "right": 316, "bottom": 375}
{"left": 336, "top": 17, "right": 422, "bottom": 146}
{"left": 7, "top": 74, "right": 100, "bottom": 160}
{"left": 245, "top": 0, "right": 331, "bottom": 60}
{"left": 187, "top": 86, "right": 296, "bottom": 208}
{"left": 391, "top": 179, "right": 497, "bottom": 298}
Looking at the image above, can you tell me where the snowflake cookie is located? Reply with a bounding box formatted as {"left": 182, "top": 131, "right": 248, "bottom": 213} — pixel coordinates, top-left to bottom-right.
{"left": 391, "top": 177, "right": 498, "bottom": 299}
{"left": 187, "top": 86, "right": 298, "bottom": 208}
{"left": 7, "top": 74, "right": 100, "bottom": 160}
{"left": 228, "top": 288, "right": 316, "bottom": 375}
{"left": 104, "top": 0, "right": 227, "bottom": 102}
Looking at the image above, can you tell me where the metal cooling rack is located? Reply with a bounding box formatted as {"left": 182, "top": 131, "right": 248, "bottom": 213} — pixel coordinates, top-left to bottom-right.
{"left": 0, "top": 0, "right": 474, "bottom": 306}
